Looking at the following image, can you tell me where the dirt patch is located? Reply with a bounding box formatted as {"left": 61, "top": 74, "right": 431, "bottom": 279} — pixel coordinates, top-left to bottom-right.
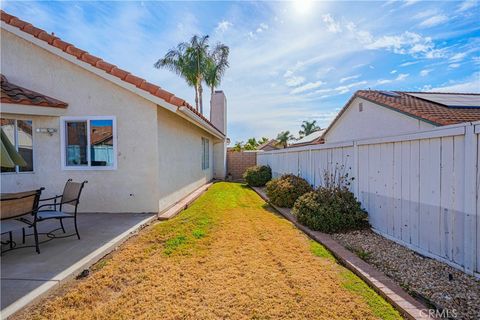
{"left": 16, "top": 183, "right": 401, "bottom": 319}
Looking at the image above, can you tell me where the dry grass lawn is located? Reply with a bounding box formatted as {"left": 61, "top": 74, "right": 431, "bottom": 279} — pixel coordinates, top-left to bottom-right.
{"left": 18, "top": 182, "right": 401, "bottom": 320}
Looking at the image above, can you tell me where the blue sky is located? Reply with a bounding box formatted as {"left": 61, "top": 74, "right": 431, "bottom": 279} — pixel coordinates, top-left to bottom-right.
{"left": 3, "top": 1, "right": 479, "bottom": 144}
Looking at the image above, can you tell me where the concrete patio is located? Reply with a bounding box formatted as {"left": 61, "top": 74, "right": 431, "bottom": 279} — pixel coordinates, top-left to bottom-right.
{"left": 1, "top": 212, "right": 156, "bottom": 317}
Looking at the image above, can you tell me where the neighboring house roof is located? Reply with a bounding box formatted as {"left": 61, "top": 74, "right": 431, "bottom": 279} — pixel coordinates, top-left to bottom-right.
{"left": 1, "top": 74, "right": 68, "bottom": 108}
{"left": 323, "top": 90, "right": 480, "bottom": 138}
{"left": 0, "top": 10, "right": 224, "bottom": 136}
{"left": 257, "top": 139, "right": 280, "bottom": 150}
{"left": 91, "top": 127, "right": 113, "bottom": 146}
{"left": 289, "top": 129, "right": 326, "bottom": 147}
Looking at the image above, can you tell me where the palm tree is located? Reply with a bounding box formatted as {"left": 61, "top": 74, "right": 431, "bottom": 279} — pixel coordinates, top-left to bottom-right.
{"left": 258, "top": 137, "right": 269, "bottom": 145}
{"left": 244, "top": 138, "right": 258, "bottom": 150}
{"left": 155, "top": 35, "right": 210, "bottom": 113}
{"left": 276, "top": 131, "right": 294, "bottom": 148}
{"left": 232, "top": 141, "right": 243, "bottom": 152}
{"left": 204, "top": 43, "right": 230, "bottom": 100}
{"left": 299, "top": 120, "right": 320, "bottom": 138}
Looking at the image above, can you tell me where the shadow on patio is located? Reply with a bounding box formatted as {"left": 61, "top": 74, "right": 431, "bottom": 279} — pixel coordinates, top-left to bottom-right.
{"left": 1, "top": 212, "right": 155, "bottom": 314}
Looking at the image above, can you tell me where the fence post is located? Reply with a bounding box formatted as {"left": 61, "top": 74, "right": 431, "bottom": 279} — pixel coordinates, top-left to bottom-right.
{"left": 464, "top": 123, "right": 477, "bottom": 274}
{"left": 352, "top": 141, "right": 359, "bottom": 199}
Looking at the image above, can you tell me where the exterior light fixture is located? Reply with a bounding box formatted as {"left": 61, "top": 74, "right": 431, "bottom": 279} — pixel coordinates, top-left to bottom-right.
{"left": 35, "top": 128, "right": 57, "bottom": 136}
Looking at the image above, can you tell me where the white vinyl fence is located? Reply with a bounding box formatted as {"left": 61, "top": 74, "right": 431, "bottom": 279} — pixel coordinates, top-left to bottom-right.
{"left": 258, "top": 122, "right": 480, "bottom": 277}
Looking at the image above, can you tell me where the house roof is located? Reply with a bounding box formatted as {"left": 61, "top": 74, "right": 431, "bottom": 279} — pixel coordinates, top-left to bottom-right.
{"left": 1, "top": 74, "right": 68, "bottom": 108}
{"left": 323, "top": 90, "right": 480, "bottom": 138}
{"left": 289, "top": 129, "right": 326, "bottom": 147}
{"left": 257, "top": 139, "right": 279, "bottom": 150}
{"left": 0, "top": 10, "right": 223, "bottom": 136}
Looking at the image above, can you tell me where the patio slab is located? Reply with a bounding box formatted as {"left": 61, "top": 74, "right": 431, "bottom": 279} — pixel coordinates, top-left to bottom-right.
{"left": 1, "top": 212, "right": 156, "bottom": 317}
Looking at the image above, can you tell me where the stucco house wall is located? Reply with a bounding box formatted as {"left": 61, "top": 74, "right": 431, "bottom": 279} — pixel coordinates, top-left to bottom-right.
{"left": 324, "top": 97, "right": 435, "bottom": 143}
{"left": 0, "top": 27, "right": 218, "bottom": 213}
{"left": 156, "top": 107, "right": 214, "bottom": 212}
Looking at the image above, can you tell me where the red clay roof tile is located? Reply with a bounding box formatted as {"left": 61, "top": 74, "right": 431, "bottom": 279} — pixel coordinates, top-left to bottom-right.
{"left": 81, "top": 53, "right": 101, "bottom": 65}
{"left": 52, "top": 38, "right": 71, "bottom": 51}
{"left": 139, "top": 82, "right": 159, "bottom": 94}
{"left": 95, "top": 60, "right": 116, "bottom": 72}
{"left": 110, "top": 67, "right": 129, "bottom": 80}
{"left": 124, "top": 74, "right": 144, "bottom": 87}
{"left": 0, "top": 10, "right": 224, "bottom": 135}
{"left": 1, "top": 74, "right": 68, "bottom": 108}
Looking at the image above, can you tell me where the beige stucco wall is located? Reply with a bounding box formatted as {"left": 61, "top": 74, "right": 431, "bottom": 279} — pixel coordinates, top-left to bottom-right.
{"left": 324, "top": 97, "right": 436, "bottom": 143}
{"left": 156, "top": 107, "right": 214, "bottom": 212}
{"left": 0, "top": 28, "right": 215, "bottom": 213}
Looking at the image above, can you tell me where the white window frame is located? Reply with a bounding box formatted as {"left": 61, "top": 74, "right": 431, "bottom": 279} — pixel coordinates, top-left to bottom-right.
{"left": 0, "top": 118, "right": 35, "bottom": 174}
{"left": 202, "top": 137, "right": 210, "bottom": 170}
{"left": 60, "top": 116, "right": 117, "bottom": 171}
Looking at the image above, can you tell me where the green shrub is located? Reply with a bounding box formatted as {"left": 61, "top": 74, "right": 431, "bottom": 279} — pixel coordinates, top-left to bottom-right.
{"left": 265, "top": 174, "right": 313, "bottom": 208}
{"left": 243, "top": 165, "right": 272, "bottom": 187}
{"left": 292, "top": 187, "right": 368, "bottom": 233}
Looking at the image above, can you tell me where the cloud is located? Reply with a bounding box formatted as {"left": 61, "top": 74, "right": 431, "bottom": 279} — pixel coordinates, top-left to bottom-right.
{"left": 403, "top": 0, "right": 420, "bottom": 6}
{"left": 449, "top": 63, "right": 461, "bottom": 68}
{"left": 308, "top": 81, "right": 368, "bottom": 97}
{"left": 339, "top": 74, "right": 361, "bottom": 83}
{"left": 450, "top": 52, "right": 468, "bottom": 62}
{"left": 366, "top": 31, "right": 443, "bottom": 58}
{"left": 457, "top": 0, "right": 477, "bottom": 12}
{"left": 390, "top": 70, "right": 398, "bottom": 74}
{"left": 419, "top": 15, "right": 448, "bottom": 28}
{"left": 399, "top": 61, "right": 420, "bottom": 67}
{"left": 377, "top": 73, "right": 409, "bottom": 84}
{"left": 420, "top": 69, "right": 433, "bottom": 76}
{"left": 426, "top": 73, "right": 480, "bottom": 92}
{"left": 215, "top": 20, "right": 232, "bottom": 33}
{"left": 322, "top": 14, "right": 342, "bottom": 33}
{"left": 291, "top": 81, "right": 326, "bottom": 94}
{"left": 285, "top": 76, "right": 306, "bottom": 87}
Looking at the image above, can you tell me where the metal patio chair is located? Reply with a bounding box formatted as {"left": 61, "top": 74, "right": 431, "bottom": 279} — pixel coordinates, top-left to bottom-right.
{"left": 37, "top": 179, "right": 87, "bottom": 240}
{"left": 1, "top": 188, "right": 44, "bottom": 254}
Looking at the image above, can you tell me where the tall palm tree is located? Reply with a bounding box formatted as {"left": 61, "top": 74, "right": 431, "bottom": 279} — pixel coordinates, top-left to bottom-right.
{"left": 276, "top": 131, "right": 294, "bottom": 148}
{"left": 204, "top": 43, "right": 230, "bottom": 100}
{"left": 299, "top": 120, "right": 320, "bottom": 138}
{"left": 154, "top": 35, "right": 210, "bottom": 113}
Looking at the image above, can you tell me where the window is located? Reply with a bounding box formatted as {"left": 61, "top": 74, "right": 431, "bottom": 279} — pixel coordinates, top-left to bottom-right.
{"left": 1, "top": 118, "right": 34, "bottom": 173}
{"left": 61, "top": 116, "right": 116, "bottom": 170}
{"left": 201, "top": 137, "right": 209, "bottom": 170}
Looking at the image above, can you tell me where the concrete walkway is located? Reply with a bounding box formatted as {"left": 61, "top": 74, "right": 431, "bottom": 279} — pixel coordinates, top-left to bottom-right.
{"left": 1, "top": 212, "right": 156, "bottom": 317}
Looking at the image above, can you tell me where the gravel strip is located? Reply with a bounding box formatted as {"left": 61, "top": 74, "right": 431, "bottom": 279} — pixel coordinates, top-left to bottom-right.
{"left": 332, "top": 229, "right": 480, "bottom": 320}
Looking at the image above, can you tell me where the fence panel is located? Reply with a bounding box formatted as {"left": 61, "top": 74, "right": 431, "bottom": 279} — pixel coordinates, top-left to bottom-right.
{"left": 256, "top": 123, "right": 479, "bottom": 276}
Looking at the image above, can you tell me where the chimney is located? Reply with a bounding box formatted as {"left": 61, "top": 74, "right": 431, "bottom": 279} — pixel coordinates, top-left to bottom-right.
{"left": 210, "top": 91, "right": 227, "bottom": 134}
{"left": 210, "top": 91, "right": 227, "bottom": 180}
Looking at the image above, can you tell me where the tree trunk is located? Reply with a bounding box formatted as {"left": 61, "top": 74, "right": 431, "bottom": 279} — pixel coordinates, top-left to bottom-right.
{"left": 210, "top": 86, "right": 214, "bottom": 110}
{"left": 194, "top": 85, "right": 199, "bottom": 111}
{"left": 199, "top": 83, "right": 203, "bottom": 114}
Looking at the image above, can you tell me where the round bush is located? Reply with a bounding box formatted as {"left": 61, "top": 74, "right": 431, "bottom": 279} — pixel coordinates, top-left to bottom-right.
{"left": 292, "top": 187, "right": 368, "bottom": 233}
{"left": 243, "top": 165, "right": 272, "bottom": 187}
{"left": 265, "top": 174, "right": 313, "bottom": 208}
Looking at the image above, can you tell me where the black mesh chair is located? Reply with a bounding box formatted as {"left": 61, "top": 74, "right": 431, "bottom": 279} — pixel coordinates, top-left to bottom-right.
{"left": 37, "top": 179, "right": 87, "bottom": 240}
{"left": 1, "top": 188, "right": 44, "bottom": 254}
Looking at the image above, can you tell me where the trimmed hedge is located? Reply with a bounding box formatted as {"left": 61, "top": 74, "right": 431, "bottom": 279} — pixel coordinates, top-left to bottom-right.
{"left": 265, "top": 174, "right": 313, "bottom": 208}
{"left": 243, "top": 165, "right": 272, "bottom": 187}
{"left": 292, "top": 187, "right": 368, "bottom": 233}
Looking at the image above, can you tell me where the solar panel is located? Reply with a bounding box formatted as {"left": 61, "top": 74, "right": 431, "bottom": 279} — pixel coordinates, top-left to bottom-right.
{"left": 408, "top": 93, "right": 480, "bottom": 108}
{"left": 380, "top": 91, "right": 401, "bottom": 98}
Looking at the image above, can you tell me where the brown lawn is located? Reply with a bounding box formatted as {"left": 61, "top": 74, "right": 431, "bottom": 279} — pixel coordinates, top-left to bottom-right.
{"left": 18, "top": 182, "right": 401, "bottom": 320}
